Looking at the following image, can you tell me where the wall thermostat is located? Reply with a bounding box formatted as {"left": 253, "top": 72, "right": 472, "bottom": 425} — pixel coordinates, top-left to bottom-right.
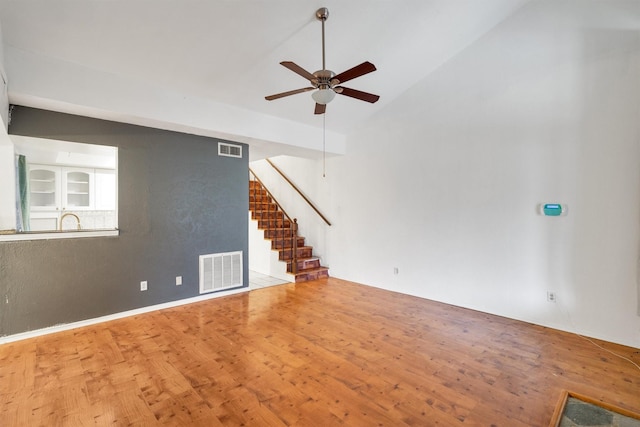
{"left": 539, "top": 203, "right": 567, "bottom": 216}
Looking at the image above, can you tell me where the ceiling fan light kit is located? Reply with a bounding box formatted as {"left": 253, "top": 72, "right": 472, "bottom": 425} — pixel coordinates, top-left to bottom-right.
{"left": 265, "top": 7, "right": 380, "bottom": 115}
{"left": 311, "top": 88, "right": 335, "bottom": 105}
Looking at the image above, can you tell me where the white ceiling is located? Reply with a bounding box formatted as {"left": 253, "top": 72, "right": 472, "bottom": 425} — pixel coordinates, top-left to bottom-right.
{"left": 0, "top": 1, "right": 532, "bottom": 157}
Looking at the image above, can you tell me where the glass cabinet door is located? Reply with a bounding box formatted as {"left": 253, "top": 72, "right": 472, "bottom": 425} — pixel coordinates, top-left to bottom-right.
{"left": 28, "top": 165, "right": 61, "bottom": 211}
{"left": 63, "top": 168, "right": 94, "bottom": 210}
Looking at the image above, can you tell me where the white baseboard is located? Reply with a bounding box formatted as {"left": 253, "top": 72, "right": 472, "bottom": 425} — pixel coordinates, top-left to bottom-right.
{"left": 0, "top": 286, "right": 249, "bottom": 345}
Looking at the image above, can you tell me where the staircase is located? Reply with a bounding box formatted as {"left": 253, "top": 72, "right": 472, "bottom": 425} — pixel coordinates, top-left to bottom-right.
{"left": 249, "top": 180, "right": 329, "bottom": 283}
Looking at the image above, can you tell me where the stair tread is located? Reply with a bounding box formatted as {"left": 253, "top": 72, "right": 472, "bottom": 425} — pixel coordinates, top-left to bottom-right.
{"left": 290, "top": 266, "right": 329, "bottom": 274}
{"left": 265, "top": 236, "right": 306, "bottom": 240}
{"left": 288, "top": 256, "right": 319, "bottom": 261}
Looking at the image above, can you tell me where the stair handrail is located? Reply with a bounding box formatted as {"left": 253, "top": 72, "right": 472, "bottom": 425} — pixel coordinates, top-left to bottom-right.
{"left": 266, "top": 158, "right": 332, "bottom": 226}
{"left": 249, "top": 168, "right": 298, "bottom": 274}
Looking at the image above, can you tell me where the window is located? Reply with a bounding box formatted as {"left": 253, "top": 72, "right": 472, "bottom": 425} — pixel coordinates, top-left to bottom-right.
{"left": 0, "top": 135, "right": 118, "bottom": 240}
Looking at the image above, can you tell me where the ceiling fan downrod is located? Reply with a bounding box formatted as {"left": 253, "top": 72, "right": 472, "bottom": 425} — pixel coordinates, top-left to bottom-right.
{"left": 316, "top": 7, "right": 329, "bottom": 71}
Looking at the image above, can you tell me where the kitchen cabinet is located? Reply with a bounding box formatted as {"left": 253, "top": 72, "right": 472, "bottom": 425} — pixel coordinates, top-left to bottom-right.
{"left": 63, "top": 168, "right": 94, "bottom": 210}
{"left": 29, "top": 165, "right": 94, "bottom": 211}
{"left": 28, "top": 164, "right": 115, "bottom": 231}
{"left": 28, "top": 165, "right": 61, "bottom": 211}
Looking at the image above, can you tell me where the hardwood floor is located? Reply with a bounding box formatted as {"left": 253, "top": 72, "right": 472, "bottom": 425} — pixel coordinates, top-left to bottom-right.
{"left": 1, "top": 278, "right": 638, "bottom": 426}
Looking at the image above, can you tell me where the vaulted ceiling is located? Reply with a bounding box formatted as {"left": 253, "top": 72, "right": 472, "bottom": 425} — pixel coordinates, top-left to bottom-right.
{"left": 12, "top": 0, "right": 635, "bottom": 160}
{"left": 0, "top": 1, "right": 533, "bottom": 157}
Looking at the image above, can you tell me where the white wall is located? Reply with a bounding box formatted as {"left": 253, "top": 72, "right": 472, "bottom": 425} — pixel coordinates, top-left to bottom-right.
{"left": 0, "top": 16, "right": 8, "bottom": 129}
{"left": 0, "top": 133, "right": 15, "bottom": 231}
{"left": 0, "top": 17, "right": 16, "bottom": 231}
{"left": 278, "top": 2, "right": 640, "bottom": 347}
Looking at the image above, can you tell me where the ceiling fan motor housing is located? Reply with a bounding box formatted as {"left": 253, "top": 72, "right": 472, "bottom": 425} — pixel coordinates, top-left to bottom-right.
{"left": 313, "top": 69, "right": 337, "bottom": 90}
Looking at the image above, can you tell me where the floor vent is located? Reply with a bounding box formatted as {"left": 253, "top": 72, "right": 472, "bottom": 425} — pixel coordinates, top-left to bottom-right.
{"left": 199, "top": 251, "right": 243, "bottom": 294}
{"left": 218, "top": 142, "right": 242, "bottom": 158}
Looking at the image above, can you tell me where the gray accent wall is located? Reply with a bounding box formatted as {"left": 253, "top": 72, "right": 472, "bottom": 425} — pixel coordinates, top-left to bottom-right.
{"left": 0, "top": 106, "right": 248, "bottom": 336}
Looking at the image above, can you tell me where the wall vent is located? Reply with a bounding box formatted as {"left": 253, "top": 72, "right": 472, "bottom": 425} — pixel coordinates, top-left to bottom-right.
{"left": 218, "top": 142, "right": 242, "bottom": 158}
{"left": 199, "top": 251, "right": 243, "bottom": 294}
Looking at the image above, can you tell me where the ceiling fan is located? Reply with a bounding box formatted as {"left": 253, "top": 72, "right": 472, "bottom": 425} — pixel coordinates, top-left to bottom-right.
{"left": 265, "top": 7, "right": 380, "bottom": 115}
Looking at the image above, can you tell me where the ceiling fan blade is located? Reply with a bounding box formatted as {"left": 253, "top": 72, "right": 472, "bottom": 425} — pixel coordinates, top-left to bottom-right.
{"left": 314, "top": 103, "right": 326, "bottom": 115}
{"left": 336, "top": 87, "right": 380, "bottom": 103}
{"left": 265, "top": 87, "right": 315, "bottom": 101}
{"left": 332, "top": 61, "right": 377, "bottom": 84}
{"left": 281, "top": 61, "right": 318, "bottom": 82}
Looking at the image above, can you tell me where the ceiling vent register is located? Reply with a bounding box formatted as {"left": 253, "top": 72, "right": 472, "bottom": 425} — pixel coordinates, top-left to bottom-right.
{"left": 218, "top": 142, "right": 242, "bottom": 158}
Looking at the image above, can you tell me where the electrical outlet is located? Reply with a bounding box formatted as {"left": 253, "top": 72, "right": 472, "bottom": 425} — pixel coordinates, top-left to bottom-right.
{"left": 546, "top": 291, "right": 556, "bottom": 303}
{"left": 140, "top": 281, "right": 148, "bottom": 291}
{"left": 393, "top": 267, "right": 399, "bottom": 275}
{"left": 176, "top": 276, "right": 182, "bottom": 286}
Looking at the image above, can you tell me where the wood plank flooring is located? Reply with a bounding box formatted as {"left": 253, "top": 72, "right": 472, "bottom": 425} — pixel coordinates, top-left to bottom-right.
{"left": 1, "top": 278, "right": 639, "bottom": 426}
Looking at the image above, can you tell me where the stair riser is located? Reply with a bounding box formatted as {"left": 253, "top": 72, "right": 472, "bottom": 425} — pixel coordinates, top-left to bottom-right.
{"left": 248, "top": 191, "right": 269, "bottom": 199}
{"left": 264, "top": 228, "right": 303, "bottom": 240}
{"left": 249, "top": 194, "right": 275, "bottom": 204}
{"left": 271, "top": 237, "right": 306, "bottom": 250}
{"left": 263, "top": 229, "right": 298, "bottom": 239}
{"left": 249, "top": 192, "right": 270, "bottom": 200}
{"left": 295, "top": 268, "right": 330, "bottom": 283}
{"left": 249, "top": 196, "right": 272, "bottom": 204}
{"left": 249, "top": 201, "right": 277, "bottom": 209}
{"left": 248, "top": 185, "right": 268, "bottom": 192}
{"left": 248, "top": 187, "right": 269, "bottom": 196}
{"left": 252, "top": 209, "right": 277, "bottom": 216}
{"left": 279, "top": 247, "right": 313, "bottom": 260}
{"left": 257, "top": 221, "right": 292, "bottom": 230}
{"left": 252, "top": 211, "right": 285, "bottom": 220}
{"left": 287, "top": 259, "right": 321, "bottom": 272}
